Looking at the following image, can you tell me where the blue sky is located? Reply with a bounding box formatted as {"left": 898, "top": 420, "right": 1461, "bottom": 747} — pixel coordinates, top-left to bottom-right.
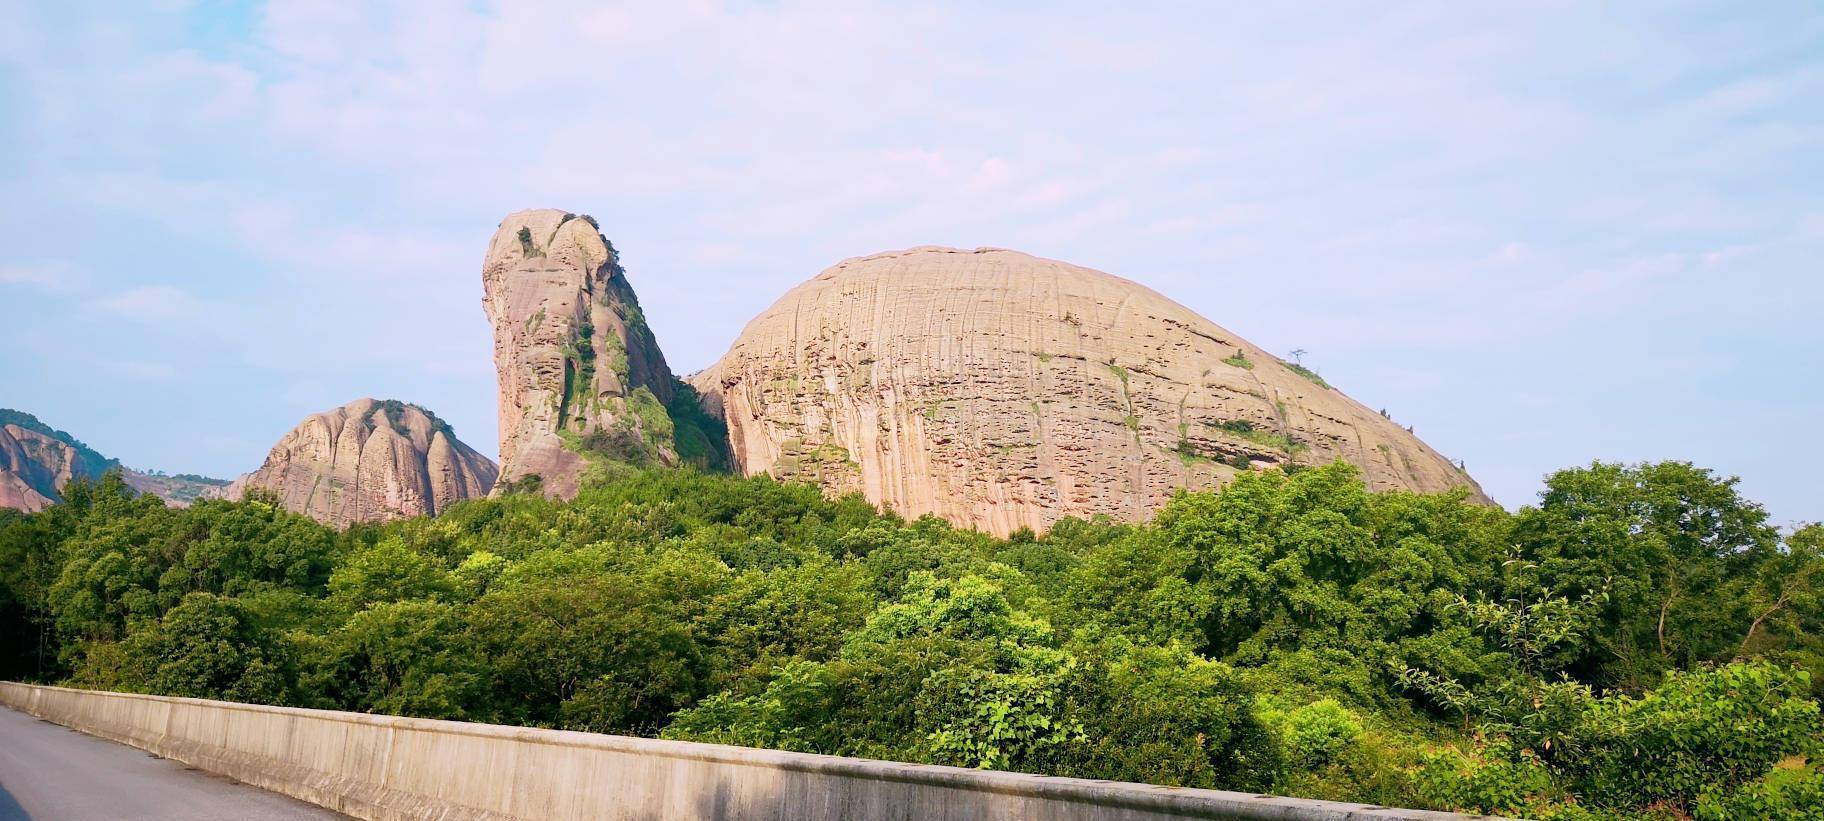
{"left": 1, "top": 1, "right": 1819, "bottom": 524}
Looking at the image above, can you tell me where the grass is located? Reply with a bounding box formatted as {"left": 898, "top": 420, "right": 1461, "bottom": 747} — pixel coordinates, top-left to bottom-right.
{"left": 1222, "top": 352, "right": 1254, "bottom": 370}
{"left": 1208, "top": 419, "right": 1307, "bottom": 454}
{"left": 1174, "top": 438, "right": 1254, "bottom": 472}
{"left": 1286, "top": 362, "right": 1331, "bottom": 389}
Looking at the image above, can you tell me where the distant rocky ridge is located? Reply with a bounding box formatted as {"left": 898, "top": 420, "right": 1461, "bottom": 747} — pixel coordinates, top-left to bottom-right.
{"left": 690, "top": 246, "right": 1489, "bottom": 536}
{"left": 121, "top": 471, "right": 232, "bottom": 506}
{"left": 481, "top": 209, "right": 689, "bottom": 498}
{"left": 210, "top": 399, "right": 497, "bottom": 527}
{"left": 0, "top": 409, "right": 227, "bottom": 512}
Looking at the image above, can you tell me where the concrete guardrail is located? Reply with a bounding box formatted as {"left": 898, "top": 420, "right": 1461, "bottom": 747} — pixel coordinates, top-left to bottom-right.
{"left": 0, "top": 681, "right": 1501, "bottom": 820}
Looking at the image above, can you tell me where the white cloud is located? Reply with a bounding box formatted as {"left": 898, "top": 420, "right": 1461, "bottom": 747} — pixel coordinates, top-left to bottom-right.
{"left": 90, "top": 285, "right": 204, "bottom": 322}
{"left": 0, "top": 260, "right": 83, "bottom": 293}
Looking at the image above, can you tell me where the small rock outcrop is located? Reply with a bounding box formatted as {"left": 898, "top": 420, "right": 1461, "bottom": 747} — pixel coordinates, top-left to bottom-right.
{"left": 211, "top": 399, "right": 497, "bottom": 527}
{"left": 482, "top": 209, "right": 680, "bottom": 498}
{"left": 692, "top": 246, "right": 1490, "bottom": 536}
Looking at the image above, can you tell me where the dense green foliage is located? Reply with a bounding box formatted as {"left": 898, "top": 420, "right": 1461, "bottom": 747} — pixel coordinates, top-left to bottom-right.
{"left": 1, "top": 460, "right": 1819, "bottom": 818}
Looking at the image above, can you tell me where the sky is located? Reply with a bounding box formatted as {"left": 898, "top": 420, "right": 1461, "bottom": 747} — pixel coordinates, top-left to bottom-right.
{"left": 0, "top": 1, "right": 1820, "bottom": 525}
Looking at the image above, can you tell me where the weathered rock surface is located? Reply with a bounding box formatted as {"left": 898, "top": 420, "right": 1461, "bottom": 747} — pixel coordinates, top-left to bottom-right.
{"left": 0, "top": 423, "right": 81, "bottom": 513}
{"left": 0, "top": 409, "right": 227, "bottom": 511}
{"left": 692, "top": 246, "right": 1489, "bottom": 536}
{"left": 211, "top": 399, "right": 497, "bottom": 527}
{"left": 482, "top": 209, "right": 680, "bottom": 498}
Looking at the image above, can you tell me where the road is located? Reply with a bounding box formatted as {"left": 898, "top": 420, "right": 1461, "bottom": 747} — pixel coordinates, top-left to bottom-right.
{"left": 0, "top": 705, "right": 344, "bottom": 820}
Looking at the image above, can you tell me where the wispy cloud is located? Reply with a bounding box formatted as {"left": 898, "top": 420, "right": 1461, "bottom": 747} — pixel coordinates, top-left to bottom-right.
{"left": 89, "top": 285, "right": 204, "bottom": 322}
{"left": 0, "top": 260, "right": 84, "bottom": 293}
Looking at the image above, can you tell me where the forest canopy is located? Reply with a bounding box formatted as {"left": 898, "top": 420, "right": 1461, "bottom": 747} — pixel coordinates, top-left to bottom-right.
{"left": 1, "top": 461, "right": 1819, "bottom": 819}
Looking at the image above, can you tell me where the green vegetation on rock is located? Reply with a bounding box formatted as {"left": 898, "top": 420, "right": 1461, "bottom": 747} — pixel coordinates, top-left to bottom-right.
{"left": 1286, "top": 362, "right": 1331, "bottom": 389}
{"left": 0, "top": 460, "right": 1819, "bottom": 819}
{"left": 1208, "top": 419, "right": 1306, "bottom": 455}
{"left": 370, "top": 399, "right": 452, "bottom": 438}
{"left": 666, "top": 383, "right": 730, "bottom": 472}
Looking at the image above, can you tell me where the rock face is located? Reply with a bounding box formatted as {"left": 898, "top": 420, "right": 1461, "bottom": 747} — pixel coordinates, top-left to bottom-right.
{"left": 0, "top": 423, "right": 88, "bottom": 513}
{"left": 0, "top": 409, "right": 228, "bottom": 511}
{"left": 482, "top": 209, "right": 680, "bottom": 498}
{"left": 212, "top": 399, "right": 497, "bottom": 527}
{"left": 692, "top": 246, "right": 1489, "bottom": 536}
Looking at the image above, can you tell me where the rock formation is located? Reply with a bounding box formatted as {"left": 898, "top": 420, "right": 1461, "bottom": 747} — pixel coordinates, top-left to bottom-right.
{"left": 0, "top": 421, "right": 88, "bottom": 513}
{"left": 211, "top": 399, "right": 497, "bottom": 527}
{"left": 692, "top": 246, "right": 1489, "bottom": 536}
{"left": 482, "top": 209, "right": 681, "bottom": 498}
{"left": 0, "top": 409, "right": 226, "bottom": 512}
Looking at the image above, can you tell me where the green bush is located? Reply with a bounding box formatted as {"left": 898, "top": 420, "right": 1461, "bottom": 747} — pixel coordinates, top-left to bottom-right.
{"left": 1697, "top": 763, "right": 1824, "bottom": 821}
{"left": 1564, "top": 663, "right": 1823, "bottom": 811}
{"left": 1258, "top": 698, "right": 1363, "bottom": 770}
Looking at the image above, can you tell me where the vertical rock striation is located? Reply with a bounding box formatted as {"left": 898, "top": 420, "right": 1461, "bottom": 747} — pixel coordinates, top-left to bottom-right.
{"left": 482, "top": 209, "right": 679, "bottom": 498}
{"left": 211, "top": 398, "right": 497, "bottom": 527}
{"left": 0, "top": 423, "right": 85, "bottom": 513}
{"left": 692, "top": 246, "right": 1490, "bottom": 536}
{"left": 0, "top": 409, "right": 225, "bottom": 511}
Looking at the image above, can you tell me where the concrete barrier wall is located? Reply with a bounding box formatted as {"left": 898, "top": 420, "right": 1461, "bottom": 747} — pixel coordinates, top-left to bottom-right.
{"left": 0, "top": 682, "right": 1491, "bottom": 821}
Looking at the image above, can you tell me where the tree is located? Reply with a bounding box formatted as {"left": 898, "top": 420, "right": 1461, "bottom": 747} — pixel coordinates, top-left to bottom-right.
{"left": 81, "top": 592, "right": 293, "bottom": 705}
{"left": 1510, "top": 461, "right": 1776, "bottom": 687}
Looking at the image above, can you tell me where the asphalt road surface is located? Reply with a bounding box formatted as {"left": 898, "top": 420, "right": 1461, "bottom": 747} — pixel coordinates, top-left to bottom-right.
{"left": 0, "top": 705, "right": 344, "bottom": 820}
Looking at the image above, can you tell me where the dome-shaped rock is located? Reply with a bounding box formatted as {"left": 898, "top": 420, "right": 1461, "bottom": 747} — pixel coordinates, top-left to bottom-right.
{"left": 692, "top": 246, "right": 1488, "bottom": 536}
{"left": 212, "top": 398, "right": 497, "bottom": 527}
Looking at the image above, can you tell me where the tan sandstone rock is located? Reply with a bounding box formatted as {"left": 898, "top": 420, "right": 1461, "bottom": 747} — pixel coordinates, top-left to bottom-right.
{"left": 0, "top": 424, "right": 79, "bottom": 513}
{"left": 0, "top": 409, "right": 229, "bottom": 511}
{"left": 212, "top": 399, "right": 497, "bottom": 527}
{"left": 692, "top": 246, "right": 1490, "bottom": 536}
{"left": 482, "top": 209, "right": 679, "bottom": 498}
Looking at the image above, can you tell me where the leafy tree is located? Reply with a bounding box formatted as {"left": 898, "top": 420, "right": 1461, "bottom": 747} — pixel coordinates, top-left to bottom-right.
{"left": 465, "top": 547, "right": 721, "bottom": 734}
{"left": 328, "top": 537, "right": 453, "bottom": 611}
{"left": 75, "top": 592, "right": 293, "bottom": 705}
{"left": 1511, "top": 461, "right": 1778, "bottom": 687}
{"left": 301, "top": 599, "right": 477, "bottom": 717}
{"left": 1741, "top": 524, "right": 1824, "bottom": 689}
